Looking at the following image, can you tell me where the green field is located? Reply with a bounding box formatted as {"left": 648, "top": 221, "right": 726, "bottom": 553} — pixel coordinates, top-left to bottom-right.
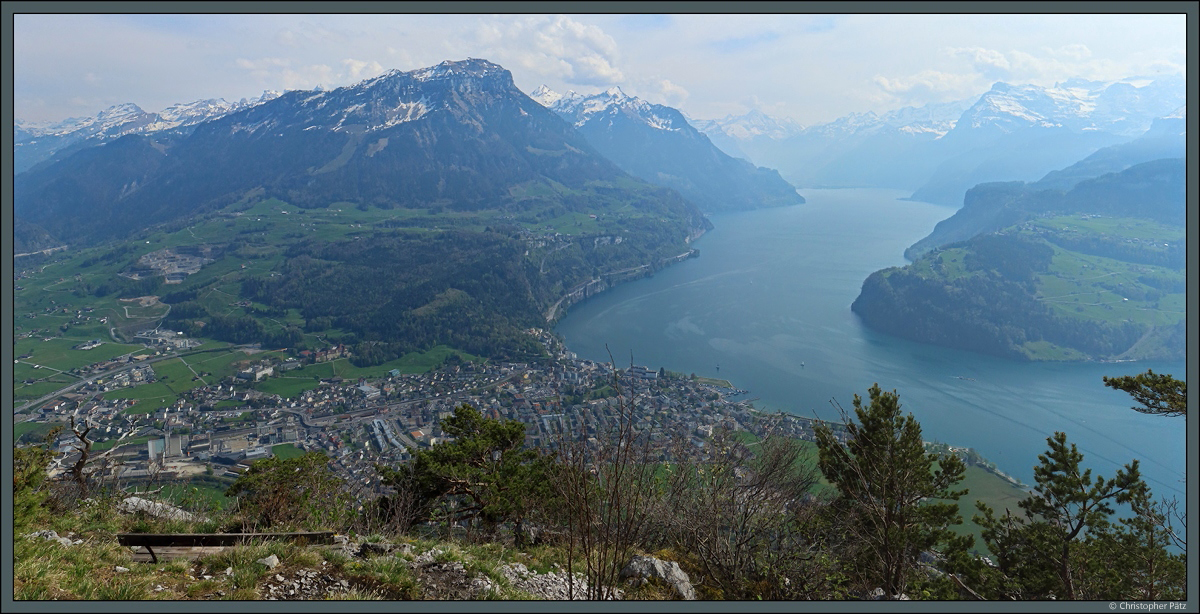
{"left": 254, "top": 377, "right": 324, "bottom": 399}
{"left": 339, "top": 346, "right": 482, "bottom": 378}
{"left": 1031, "top": 215, "right": 1184, "bottom": 243}
{"left": 12, "top": 186, "right": 660, "bottom": 396}
{"left": 152, "top": 358, "right": 205, "bottom": 393}
{"left": 1036, "top": 245, "right": 1184, "bottom": 328}
{"left": 187, "top": 349, "right": 257, "bottom": 379}
{"left": 892, "top": 217, "right": 1185, "bottom": 362}
{"left": 143, "top": 481, "right": 235, "bottom": 511}
{"left": 221, "top": 412, "right": 255, "bottom": 424}
{"left": 13, "top": 337, "right": 143, "bottom": 373}
{"left": 92, "top": 435, "right": 156, "bottom": 452}
{"left": 14, "top": 380, "right": 78, "bottom": 402}
{"left": 271, "top": 443, "right": 306, "bottom": 460}
{"left": 538, "top": 211, "right": 603, "bottom": 235}
{"left": 13, "top": 421, "right": 64, "bottom": 443}
{"left": 104, "top": 382, "right": 178, "bottom": 413}
{"left": 941, "top": 465, "right": 1031, "bottom": 555}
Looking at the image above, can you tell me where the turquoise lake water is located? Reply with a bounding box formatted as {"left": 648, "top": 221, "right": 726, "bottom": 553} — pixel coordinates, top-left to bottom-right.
{"left": 556, "top": 188, "right": 1187, "bottom": 501}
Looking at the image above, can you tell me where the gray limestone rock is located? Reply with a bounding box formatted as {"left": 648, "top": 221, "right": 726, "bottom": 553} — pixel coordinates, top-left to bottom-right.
{"left": 619, "top": 555, "right": 695, "bottom": 600}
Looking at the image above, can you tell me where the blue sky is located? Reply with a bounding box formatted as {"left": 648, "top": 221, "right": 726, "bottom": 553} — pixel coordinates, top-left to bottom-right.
{"left": 13, "top": 12, "right": 1187, "bottom": 126}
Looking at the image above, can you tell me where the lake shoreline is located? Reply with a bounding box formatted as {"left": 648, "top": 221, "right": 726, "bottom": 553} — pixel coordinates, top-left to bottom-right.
{"left": 555, "top": 188, "right": 1185, "bottom": 500}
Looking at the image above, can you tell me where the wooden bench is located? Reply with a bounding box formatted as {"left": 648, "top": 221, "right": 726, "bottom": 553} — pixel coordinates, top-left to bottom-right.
{"left": 116, "top": 531, "right": 337, "bottom": 563}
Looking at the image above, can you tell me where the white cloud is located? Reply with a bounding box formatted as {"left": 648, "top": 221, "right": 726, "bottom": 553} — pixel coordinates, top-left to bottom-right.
{"left": 1049, "top": 43, "right": 1092, "bottom": 61}
{"left": 343, "top": 58, "right": 384, "bottom": 80}
{"left": 236, "top": 57, "right": 381, "bottom": 91}
{"left": 12, "top": 14, "right": 1186, "bottom": 126}
{"left": 948, "top": 46, "right": 1012, "bottom": 80}
{"left": 621, "top": 77, "right": 690, "bottom": 108}
{"left": 941, "top": 42, "right": 1181, "bottom": 91}
{"left": 470, "top": 15, "right": 625, "bottom": 86}
{"left": 872, "top": 70, "right": 981, "bottom": 105}
{"left": 654, "top": 79, "right": 689, "bottom": 107}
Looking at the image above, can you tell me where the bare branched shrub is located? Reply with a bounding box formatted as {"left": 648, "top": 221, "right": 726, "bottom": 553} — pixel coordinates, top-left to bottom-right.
{"left": 654, "top": 418, "right": 829, "bottom": 599}
{"left": 1147, "top": 495, "right": 1186, "bottom": 551}
{"left": 364, "top": 461, "right": 427, "bottom": 538}
{"left": 554, "top": 350, "right": 659, "bottom": 600}
{"left": 47, "top": 415, "right": 141, "bottom": 511}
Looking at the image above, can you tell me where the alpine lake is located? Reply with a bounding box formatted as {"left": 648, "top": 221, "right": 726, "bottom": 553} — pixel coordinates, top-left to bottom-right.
{"left": 556, "top": 188, "right": 1187, "bottom": 506}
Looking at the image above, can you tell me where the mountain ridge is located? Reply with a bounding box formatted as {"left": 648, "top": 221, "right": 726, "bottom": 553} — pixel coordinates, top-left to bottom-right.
{"left": 534, "top": 86, "right": 804, "bottom": 213}
{"left": 689, "top": 75, "right": 1182, "bottom": 201}
{"left": 14, "top": 91, "right": 282, "bottom": 174}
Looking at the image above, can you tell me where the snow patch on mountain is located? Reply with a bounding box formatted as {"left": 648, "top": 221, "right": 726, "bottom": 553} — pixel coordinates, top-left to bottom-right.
{"left": 372, "top": 99, "right": 430, "bottom": 131}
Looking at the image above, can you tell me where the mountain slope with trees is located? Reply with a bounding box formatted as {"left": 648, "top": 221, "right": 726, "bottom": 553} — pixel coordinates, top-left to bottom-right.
{"left": 854, "top": 182, "right": 1186, "bottom": 362}
{"left": 906, "top": 157, "right": 1185, "bottom": 260}
{"left": 13, "top": 59, "right": 712, "bottom": 365}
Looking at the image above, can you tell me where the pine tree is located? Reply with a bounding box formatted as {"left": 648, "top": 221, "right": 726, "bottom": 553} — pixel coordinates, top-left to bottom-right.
{"left": 1103, "top": 369, "right": 1186, "bottom": 417}
{"left": 814, "top": 384, "right": 970, "bottom": 598}
{"left": 383, "top": 403, "right": 554, "bottom": 542}
{"left": 974, "top": 432, "right": 1149, "bottom": 600}
{"left": 1112, "top": 479, "right": 1187, "bottom": 600}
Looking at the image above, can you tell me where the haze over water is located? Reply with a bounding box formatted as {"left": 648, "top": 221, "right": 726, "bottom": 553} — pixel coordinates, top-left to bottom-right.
{"left": 556, "top": 188, "right": 1186, "bottom": 501}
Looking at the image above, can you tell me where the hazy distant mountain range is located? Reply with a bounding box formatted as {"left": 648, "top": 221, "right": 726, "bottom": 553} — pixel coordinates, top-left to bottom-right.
{"left": 532, "top": 86, "right": 803, "bottom": 213}
{"left": 693, "top": 75, "right": 1185, "bottom": 207}
{"left": 13, "top": 91, "right": 282, "bottom": 174}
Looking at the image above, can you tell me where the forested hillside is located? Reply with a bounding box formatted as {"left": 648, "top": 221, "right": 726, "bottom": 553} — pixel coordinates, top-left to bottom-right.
{"left": 855, "top": 215, "right": 1186, "bottom": 361}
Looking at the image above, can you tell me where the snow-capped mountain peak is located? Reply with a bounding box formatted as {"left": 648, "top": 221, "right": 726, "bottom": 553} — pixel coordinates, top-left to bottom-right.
{"left": 15, "top": 86, "right": 295, "bottom": 173}
{"left": 959, "top": 77, "right": 1184, "bottom": 136}
{"left": 529, "top": 85, "right": 561, "bottom": 107}
{"left": 158, "top": 98, "right": 236, "bottom": 123}
{"left": 539, "top": 87, "right": 683, "bottom": 132}
{"left": 409, "top": 58, "right": 508, "bottom": 82}
{"left": 705, "top": 110, "right": 803, "bottom": 140}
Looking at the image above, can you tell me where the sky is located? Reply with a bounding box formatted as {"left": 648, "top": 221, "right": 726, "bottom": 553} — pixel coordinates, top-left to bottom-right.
{"left": 12, "top": 11, "right": 1188, "bottom": 127}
